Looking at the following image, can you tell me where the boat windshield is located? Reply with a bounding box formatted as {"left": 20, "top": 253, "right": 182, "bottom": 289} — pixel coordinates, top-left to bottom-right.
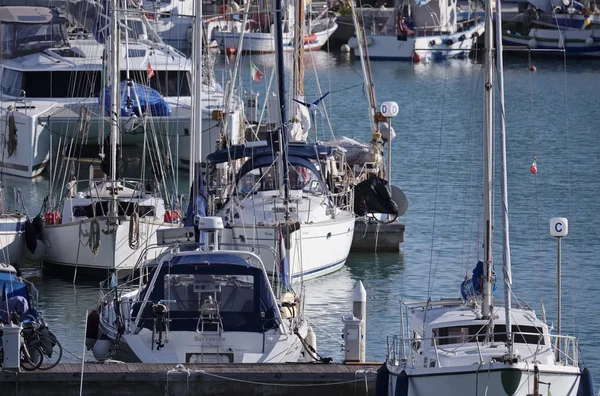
{"left": 237, "top": 163, "right": 317, "bottom": 194}
{"left": 1, "top": 21, "right": 67, "bottom": 59}
{"left": 164, "top": 273, "right": 255, "bottom": 313}
{"left": 432, "top": 324, "right": 545, "bottom": 346}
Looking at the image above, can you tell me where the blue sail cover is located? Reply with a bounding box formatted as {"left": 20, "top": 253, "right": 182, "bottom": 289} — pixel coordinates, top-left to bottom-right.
{"left": 101, "top": 81, "right": 172, "bottom": 117}
{"left": 460, "top": 261, "right": 497, "bottom": 299}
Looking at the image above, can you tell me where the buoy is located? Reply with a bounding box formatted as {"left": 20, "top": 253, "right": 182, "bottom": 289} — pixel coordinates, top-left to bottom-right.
{"left": 303, "top": 33, "right": 317, "bottom": 44}
{"left": 528, "top": 38, "right": 538, "bottom": 49}
{"left": 225, "top": 47, "right": 236, "bottom": 56}
{"left": 23, "top": 239, "right": 45, "bottom": 262}
{"left": 529, "top": 64, "right": 537, "bottom": 71}
{"left": 44, "top": 211, "right": 62, "bottom": 225}
{"left": 412, "top": 53, "right": 421, "bottom": 63}
{"left": 340, "top": 44, "right": 351, "bottom": 53}
{"left": 164, "top": 210, "right": 181, "bottom": 223}
{"left": 585, "top": 36, "right": 594, "bottom": 46}
{"left": 85, "top": 310, "right": 100, "bottom": 350}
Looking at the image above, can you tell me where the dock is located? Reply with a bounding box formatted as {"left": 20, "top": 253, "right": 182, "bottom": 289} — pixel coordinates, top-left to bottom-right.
{"left": 352, "top": 219, "right": 405, "bottom": 252}
{"left": 0, "top": 362, "right": 379, "bottom": 396}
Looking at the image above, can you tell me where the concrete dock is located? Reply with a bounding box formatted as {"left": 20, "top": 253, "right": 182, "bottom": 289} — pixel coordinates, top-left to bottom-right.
{"left": 0, "top": 362, "right": 379, "bottom": 396}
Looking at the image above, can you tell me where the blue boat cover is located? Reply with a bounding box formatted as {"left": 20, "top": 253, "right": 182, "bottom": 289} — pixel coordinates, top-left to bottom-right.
{"left": 460, "top": 261, "right": 496, "bottom": 299}
{"left": 101, "top": 80, "right": 172, "bottom": 117}
{"left": 206, "top": 143, "right": 335, "bottom": 165}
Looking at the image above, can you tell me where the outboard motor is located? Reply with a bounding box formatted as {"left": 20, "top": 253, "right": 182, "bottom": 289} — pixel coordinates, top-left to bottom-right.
{"left": 153, "top": 302, "right": 168, "bottom": 350}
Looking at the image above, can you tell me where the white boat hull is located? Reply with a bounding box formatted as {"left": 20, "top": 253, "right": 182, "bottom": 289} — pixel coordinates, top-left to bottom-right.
{"left": 220, "top": 213, "right": 355, "bottom": 282}
{"left": 503, "top": 28, "right": 600, "bottom": 57}
{"left": 387, "top": 362, "right": 581, "bottom": 396}
{"left": 209, "top": 21, "right": 338, "bottom": 54}
{"left": 43, "top": 216, "right": 175, "bottom": 275}
{"left": 0, "top": 214, "right": 26, "bottom": 264}
{"left": 349, "top": 23, "right": 484, "bottom": 61}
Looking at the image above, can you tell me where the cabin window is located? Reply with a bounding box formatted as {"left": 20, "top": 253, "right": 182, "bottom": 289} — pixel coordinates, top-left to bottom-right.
{"left": 432, "top": 324, "right": 545, "bottom": 346}
{"left": 163, "top": 274, "right": 255, "bottom": 313}
{"left": 72, "top": 203, "right": 155, "bottom": 218}
{"left": 6, "top": 69, "right": 189, "bottom": 99}
{"left": 237, "top": 164, "right": 316, "bottom": 194}
{"left": 1, "top": 68, "right": 23, "bottom": 96}
{"left": 121, "top": 19, "right": 145, "bottom": 40}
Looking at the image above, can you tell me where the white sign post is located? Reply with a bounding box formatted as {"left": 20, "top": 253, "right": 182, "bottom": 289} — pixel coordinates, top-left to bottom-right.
{"left": 550, "top": 217, "right": 568, "bottom": 351}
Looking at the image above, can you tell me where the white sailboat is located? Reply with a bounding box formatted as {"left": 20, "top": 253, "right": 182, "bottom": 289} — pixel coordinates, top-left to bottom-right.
{"left": 206, "top": 0, "right": 355, "bottom": 283}
{"left": 41, "top": 2, "right": 179, "bottom": 278}
{"left": 380, "top": 0, "right": 590, "bottom": 394}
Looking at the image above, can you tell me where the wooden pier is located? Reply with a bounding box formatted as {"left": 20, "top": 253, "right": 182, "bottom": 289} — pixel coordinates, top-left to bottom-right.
{"left": 0, "top": 362, "right": 379, "bottom": 396}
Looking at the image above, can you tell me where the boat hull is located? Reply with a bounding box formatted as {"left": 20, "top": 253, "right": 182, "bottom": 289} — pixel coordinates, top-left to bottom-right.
{"left": 43, "top": 216, "right": 176, "bottom": 276}
{"left": 349, "top": 23, "right": 484, "bottom": 61}
{"left": 503, "top": 28, "right": 600, "bottom": 57}
{"left": 0, "top": 214, "right": 26, "bottom": 264}
{"left": 387, "top": 362, "right": 581, "bottom": 396}
{"left": 220, "top": 213, "right": 355, "bottom": 282}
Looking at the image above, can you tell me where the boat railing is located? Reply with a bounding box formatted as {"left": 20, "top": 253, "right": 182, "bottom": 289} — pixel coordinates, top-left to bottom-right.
{"left": 386, "top": 331, "right": 580, "bottom": 368}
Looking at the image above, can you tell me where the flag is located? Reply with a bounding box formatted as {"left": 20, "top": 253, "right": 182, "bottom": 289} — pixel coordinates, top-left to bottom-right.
{"left": 530, "top": 158, "right": 537, "bottom": 174}
{"left": 250, "top": 61, "right": 263, "bottom": 83}
{"left": 279, "top": 229, "right": 290, "bottom": 288}
{"left": 147, "top": 62, "right": 155, "bottom": 79}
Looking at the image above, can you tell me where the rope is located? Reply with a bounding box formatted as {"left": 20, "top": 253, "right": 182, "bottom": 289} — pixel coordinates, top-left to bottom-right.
{"left": 293, "top": 328, "right": 332, "bottom": 364}
{"left": 129, "top": 212, "right": 140, "bottom": 250}
{"left": 89, "top": 219, "right": 101, "bottom": 256}
{"left": 195, "top": 370, "right": 376, "bottom": 387}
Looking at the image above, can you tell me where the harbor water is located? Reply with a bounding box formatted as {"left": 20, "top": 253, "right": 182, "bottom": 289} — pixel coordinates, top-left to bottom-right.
{"left": 3, "top": 51, "right": 600, "bottom": 390}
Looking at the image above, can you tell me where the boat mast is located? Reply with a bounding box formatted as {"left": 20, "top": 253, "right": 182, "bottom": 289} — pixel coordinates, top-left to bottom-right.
{"left": 348, "top": 0, "right": 382, "bottom": 176}
{"left": 109, "top": 0, "right": 119, "bottom": 216}
{"left": 293, "top": 0, "right": 304, "bottom": 110}
{"left": 481, "top": 0, "right": 494, "bottom": 319}
{"left": 495, "top": 0, "right": 513, "bottom": 356}
{"left": 275, "top": 0, "right": 290, "bottom": 213}
{"left": 191, "top": 0, "right": 203, "bottom": 206}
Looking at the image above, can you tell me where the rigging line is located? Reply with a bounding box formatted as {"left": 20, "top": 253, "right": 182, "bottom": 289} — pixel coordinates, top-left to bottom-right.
{"left": 527, "top": 51, "right": 543, "bottom": 307}
{"left": 427, "top": 64, "right": 449, "bottom": 299}
{"left": 305, "top": 82, "right": 364, "bottom": 96}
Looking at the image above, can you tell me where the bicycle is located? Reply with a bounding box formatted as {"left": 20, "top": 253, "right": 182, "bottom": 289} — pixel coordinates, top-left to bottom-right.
{"left": 0, "top": 325, "right": 45, "bottom": 371}
{"left": 21, "top": 316, "right": 63, "bottom": 370}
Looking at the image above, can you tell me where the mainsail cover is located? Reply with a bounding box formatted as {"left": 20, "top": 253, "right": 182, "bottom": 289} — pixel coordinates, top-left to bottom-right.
{"left": 460, "top": 261, "right": 497, "bottom": 299}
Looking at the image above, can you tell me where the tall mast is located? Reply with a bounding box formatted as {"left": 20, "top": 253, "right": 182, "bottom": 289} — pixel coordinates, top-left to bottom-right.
{"left": 293, "top": 0, "right": 304, "bottom": 104}
{"left": 481, "top": 0, "right": 494, "bottom": 319}
{"left": 190, "top": 0, "right": 203, "bottom": 203}
{"left": 275, "top": 0, "right": 290, "bottom": 210}
{"left": 495, "top": 0, "right": 513, "bottom": 355}
{"left": 109, "top": 0, "right": 119, "bottom": 216}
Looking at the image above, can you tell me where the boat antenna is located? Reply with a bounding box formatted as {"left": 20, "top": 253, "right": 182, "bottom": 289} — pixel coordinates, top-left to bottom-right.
{"left": 274, "top": 0, "right": 290, "bottom": 217}
{"left": 481, "top": 0, "right": 494, "bottom": 321}
{"left": 495, "top": 0, "right": 513, "bottom": 358}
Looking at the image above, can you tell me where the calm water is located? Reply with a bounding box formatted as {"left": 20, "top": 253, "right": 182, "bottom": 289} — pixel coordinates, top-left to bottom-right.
{"left": 4, "top": 51, "right": 600, "bottom": 389}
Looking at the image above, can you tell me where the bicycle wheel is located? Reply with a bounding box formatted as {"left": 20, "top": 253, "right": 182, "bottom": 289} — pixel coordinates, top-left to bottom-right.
{"left": 38, "top": 336, "right": 63, "bottom": 370}
{"left": 21, "top": 344, "right": 44, "bottom": 371}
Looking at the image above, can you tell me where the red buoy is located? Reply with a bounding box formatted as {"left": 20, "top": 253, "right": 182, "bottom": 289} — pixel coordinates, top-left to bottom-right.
{"left": 413, "top": 53, "right": 421, "bottom": 63}
{"left": 44, "top": 211, "right": 62, "bottom": 225}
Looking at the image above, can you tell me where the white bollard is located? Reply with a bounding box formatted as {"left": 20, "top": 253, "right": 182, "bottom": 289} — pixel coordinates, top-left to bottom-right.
{"left": 2, "top": 323, "right": 22, "bottom": 371}
{"left": 342, "top": 281, "right": 367, "bottom": 363}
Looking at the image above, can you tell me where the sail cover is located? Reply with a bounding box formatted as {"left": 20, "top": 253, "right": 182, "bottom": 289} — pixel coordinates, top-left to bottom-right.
{"left": 460, "top": 261, "right": 497, "bottom": 299}
{"left": 354, "top": 176, "right": 399, "bottom": 216}
{"left": 101, "top": 80, "right": 172, "bottom": 117}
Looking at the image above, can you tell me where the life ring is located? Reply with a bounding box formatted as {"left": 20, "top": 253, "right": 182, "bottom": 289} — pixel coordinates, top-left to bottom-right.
{"left": 303, "top": 34, "right": 317, "bottom": 44}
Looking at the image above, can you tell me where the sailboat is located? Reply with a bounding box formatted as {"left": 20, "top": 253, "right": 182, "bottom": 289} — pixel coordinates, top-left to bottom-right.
{"left": 205, "top": 0, "right": 355, "bottom": 283}
{"left": 380, "top": 0, "right": 590, "bottom": 394}
{"left": 0, "top": 184, "right": 27, "bottom": 265}
{"left": 85, "top": 0, "right": 313, "bottom": 362}
{"left": 41, "top": 0, "right": 179, "bottom": 278}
